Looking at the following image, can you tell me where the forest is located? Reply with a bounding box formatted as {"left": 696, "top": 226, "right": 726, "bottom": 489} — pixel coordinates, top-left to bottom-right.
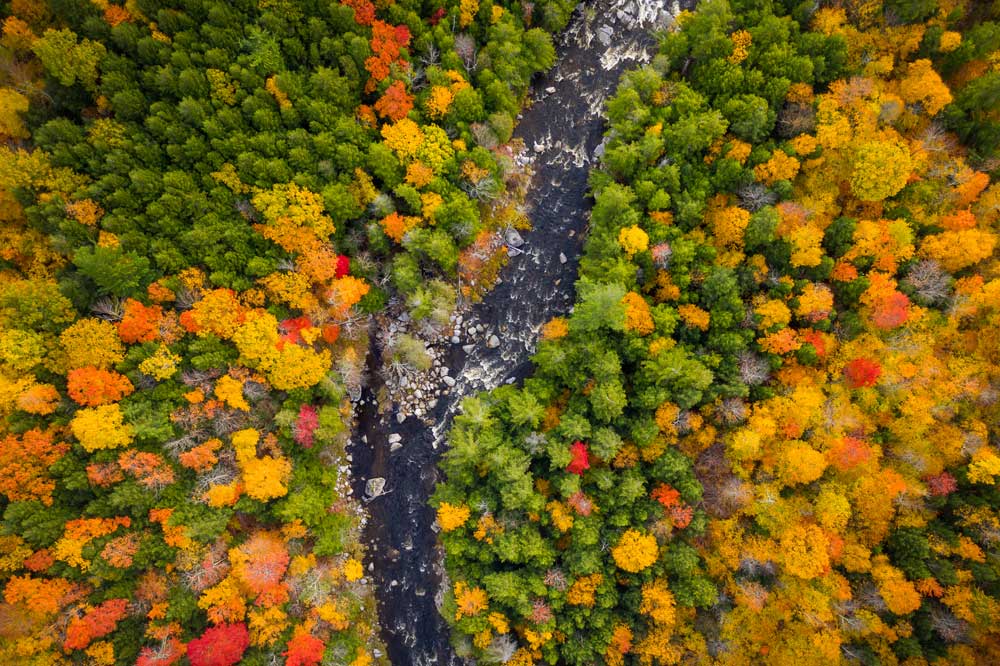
{"left": 1, "top": 0, "right": 999, "bottom": 665}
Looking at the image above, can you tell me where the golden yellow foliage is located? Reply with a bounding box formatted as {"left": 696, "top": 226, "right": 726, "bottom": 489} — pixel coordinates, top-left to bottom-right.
{"left": 618, "top": 225, "right": 649, "bottom": 257}
{"left": 453, "top": 581, "right": 488, "bottom": 618}
{"left": 677, "top": 304, "right": 710, "bottom": 331}
{"left": 70, "top": 404, "right": 132, "bottom": 452}
{"left": 622, "top": 292, "right": 654, "bottom": 336}
{"left": 214, "top": 375, "right": 249, "bottom": 411}
{"left": 780, "top": 523, "right": 831, "bottom": 579}
{"left": 381, "top": 118, "right": 424, "bottom": 161}
{"left": 850, "top": 139, "right": 912, "bottom": 201}
{"left": 611, "top": 529, "right": 659, "bottom": 573}
{"left": 754, "top": 150, "right": 800, "bottom": 185}
{"left": 138, "top": 345, "right": 181, "bottom": 380}
{"left": 566, "top": 573, "right": 603, "bottom": 607}
{"left": 438, "top": 502, "right": 471, "bottom": 532}
{"left": 640, "top": 579, "right": 676, "bottom": 626}
{"left": 60, "top": 319, "right": 125, "bottom": 370}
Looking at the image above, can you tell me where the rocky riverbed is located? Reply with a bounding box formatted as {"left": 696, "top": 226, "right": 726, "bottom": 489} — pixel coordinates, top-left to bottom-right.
{"left": 350, "top": 2, "right": 687, "bottom": 663}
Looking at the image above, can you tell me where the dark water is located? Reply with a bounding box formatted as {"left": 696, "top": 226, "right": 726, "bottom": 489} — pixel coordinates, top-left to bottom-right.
{"left": 350, "top": 2, "right": 686, "bottom": 663}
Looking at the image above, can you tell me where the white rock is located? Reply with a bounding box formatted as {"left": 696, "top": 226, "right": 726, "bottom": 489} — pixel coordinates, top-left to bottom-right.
{"left": 390, "top": 442, "right": 402, "bottom": 452}
{"left": 396, "top": 412, "right": 406, "bottom": 424}
{"left": 450, "top": 336, "right": 460, "bottom": 344}
{"left": 388, "top": 433, "right": 402, "bottom": 444}
{"left": 462, "top": 344, "right": 475, "bottom": 353}
{"left": 545, "top": 86, "right": 556, "bottom": 93}
{"left": 487, "top": 335, "right": 500, "bottom": 348}
{"left": 443, "top": 376, "right": 456, "bottom": 387}
{"left": 505, "top": 228, "right": 525, "bottom": 247}
{"left": 559, "top": 252, "right": 568, "bottom": 263}
{"left": 365, "top": 477, "right": 386, "bottom": 498}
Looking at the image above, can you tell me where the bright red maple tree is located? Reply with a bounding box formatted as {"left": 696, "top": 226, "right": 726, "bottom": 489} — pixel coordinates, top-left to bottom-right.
{"left": 844, "top": 358, "right": 882, "bottom": 388}
{"left": 186, "top": 623, "right": 249, "bottom": 666}
{"left": 566, "top": 441, "right": 590, "bottom": 475}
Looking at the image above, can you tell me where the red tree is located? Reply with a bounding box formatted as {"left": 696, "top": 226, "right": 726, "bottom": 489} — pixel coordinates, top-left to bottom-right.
{"left": 63, "top": 598, "right": 129, "bottom": 650}
{"left": 335, "top": 254, "right": 351, "bottom": 278}
{"left": 844, "top": 358, "right": 882, "bottom": 388}
{"left": 186, "top": 623, "right": 249, "bottom": 666}
{"left": 294, "top": 404, "right": 319, "bottom": 448}
{"left": 567, "top": 441, "right": 590, "bottom": 475}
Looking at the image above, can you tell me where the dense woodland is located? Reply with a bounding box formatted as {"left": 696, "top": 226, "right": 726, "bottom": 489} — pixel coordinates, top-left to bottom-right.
{"left": 0, "top": 0, "right": 573, "bottom": 664}
{"left": 434, "top": 0, "right": 1000, "bottom": 664}
{"left": 2, "top": 0, "right": 1000, "bottom": 665}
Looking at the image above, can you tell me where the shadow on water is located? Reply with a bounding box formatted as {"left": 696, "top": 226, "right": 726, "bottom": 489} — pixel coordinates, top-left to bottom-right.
{"left": 350, "top": 2, "right": 692, "bottom": 663}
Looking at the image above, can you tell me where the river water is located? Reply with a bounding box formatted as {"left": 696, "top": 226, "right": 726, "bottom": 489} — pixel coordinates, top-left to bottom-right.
{"left": 351, "top": 2, "right": 685, "bottom": 663}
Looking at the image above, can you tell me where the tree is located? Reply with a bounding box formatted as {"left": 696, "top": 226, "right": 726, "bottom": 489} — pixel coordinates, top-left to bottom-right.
{"left": 66, "top": 367, "right": 134, "bottom": 406}
{"left": 375, "top": 80, "right": 414, "bottom": 121}
{"left": 63, "top": 599, "right": 128, "bottom": 651}
{"left": 31, "top": 29, "right": 105, "bottom": 90}
{"left": 566, "top": 441, "right": 590, "bottom": 475}
{"left": 70, "top": 404, "right": 133, "bottom": 452}
{"left": 186, "top": 623, "right": 249, "bottom": 666}
{"left": 850, "top": 139, "right": 912, "bottom": 202}
{"left": 611, "top": 529, "right": 659, "bottom": 573}
{"left": 60, "top": 319, "right": 125, "bottom": 369}
{"left": 0, "top": 429, "right": 67, "bottom": 506}
{"left": 284, "top": 626, "right": 325, "bottom": 666}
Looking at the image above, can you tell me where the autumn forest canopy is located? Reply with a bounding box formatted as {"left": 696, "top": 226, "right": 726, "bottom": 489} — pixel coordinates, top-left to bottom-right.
{"left": 1, "top": 0, "right": 1000, "bottom": 665}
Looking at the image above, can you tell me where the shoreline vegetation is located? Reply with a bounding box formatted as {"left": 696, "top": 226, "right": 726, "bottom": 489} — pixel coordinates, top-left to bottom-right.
{"left": 434, "top": 1, "right": 1000, "bottom": 664}
{"left": 0, "top": 0, "right": 573, "bottom": 664}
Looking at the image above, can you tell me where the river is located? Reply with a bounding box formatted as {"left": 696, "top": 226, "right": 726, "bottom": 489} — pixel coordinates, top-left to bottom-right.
{"left": 351, "top": 2, "right": 686, "bottom": 663}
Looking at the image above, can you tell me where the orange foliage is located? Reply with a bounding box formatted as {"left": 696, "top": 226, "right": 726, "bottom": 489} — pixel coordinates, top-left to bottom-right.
{"left": 67, "top": 366, "right": 134, "bottom": 406}
{"left": 381, "top": 212, "right": 420, "bottom": 242}
{"left": 16, "top": 383, "right": 60, "bottom": 414}
{"left": 230, "top": 532, "right": 290, "bottom": 607}
{"left": 0, "top": 428, "right": 68, "bottom": 505}
{"left": 117, "top": 299, "right": 162, "bottom": 343}
{"left": 453, "top": 581, "right": 488, "bottom": 619}
{"left": 118, "top": 450, "right": 175, "bottom": 490}
{"left": 375, "top": 80, "right": 414, "bottom": 121}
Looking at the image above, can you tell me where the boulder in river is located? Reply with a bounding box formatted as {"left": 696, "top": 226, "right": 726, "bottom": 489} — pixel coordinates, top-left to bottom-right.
{"left": 365, "top": 477, "right": 386, "bottom": 499}
{"left": 505, "top": 228, "right": 525, "bottom": 247}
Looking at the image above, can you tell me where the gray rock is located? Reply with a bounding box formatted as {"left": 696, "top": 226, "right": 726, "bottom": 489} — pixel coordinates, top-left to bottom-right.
{"left": 396, "top": 412, "right": 406, "bottom": 424}
{"left": 462, "top": 344, "right": 475, "bottom": 353}
{"left": 390, "top": 442, "right": 402, "bottom": 453}
{"left": 443, "top": 376, "right": 456, "bottom": 387}
{"left": 365, "top": 477, "right": 386, "bottom": 499}
{"left": 505, "top": 228, "right": 525, "bottom": 247}
{"left": 559, "top": 252, "right": 568, "bottom": 264}
{"left": 450, "top": 335, "right": 460, "bottom": 344}
{"left": 597, "top": 24, "right": 614, "bottom": 46}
